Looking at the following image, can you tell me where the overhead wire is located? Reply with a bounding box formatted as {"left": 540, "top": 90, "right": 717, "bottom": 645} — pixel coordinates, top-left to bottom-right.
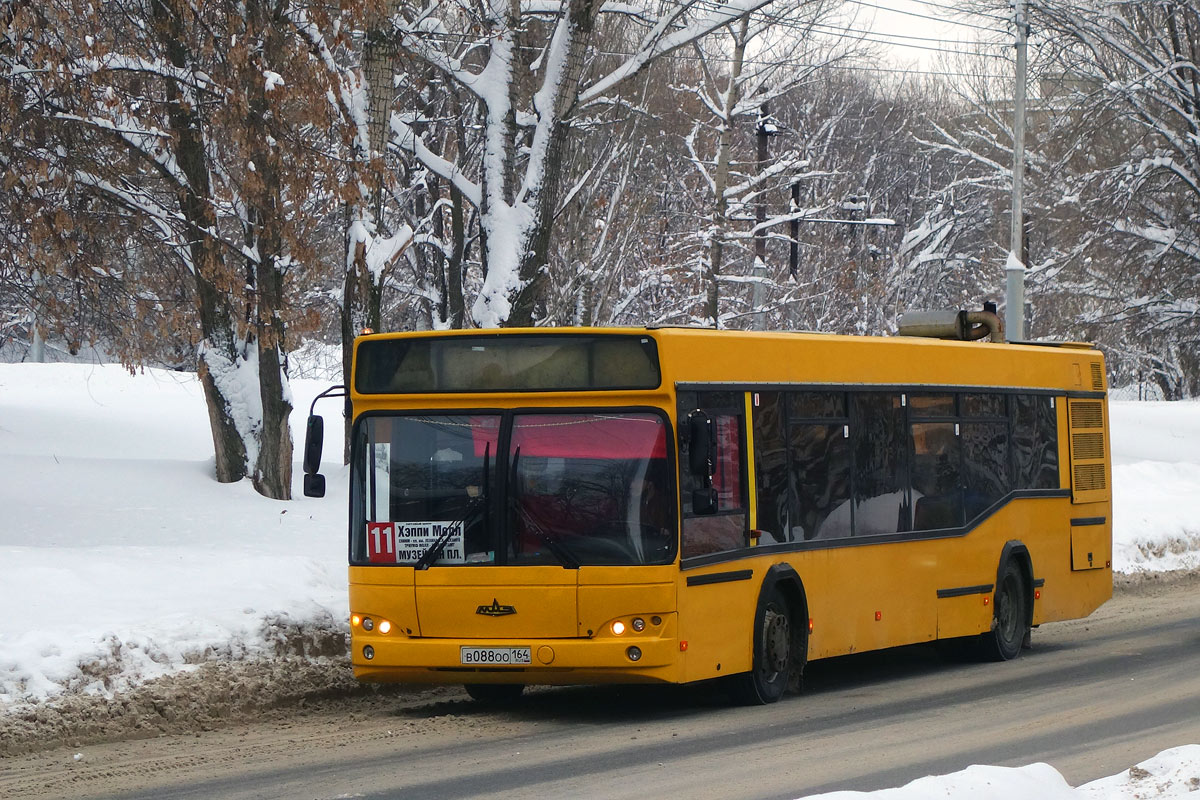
{"left": 842, "top": 0, "right": 1007, "bottom": 31}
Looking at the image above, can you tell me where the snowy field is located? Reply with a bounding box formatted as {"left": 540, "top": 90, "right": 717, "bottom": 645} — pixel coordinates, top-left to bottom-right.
{"left": 0, "top": 362, "right": 1197, "bottom": 796}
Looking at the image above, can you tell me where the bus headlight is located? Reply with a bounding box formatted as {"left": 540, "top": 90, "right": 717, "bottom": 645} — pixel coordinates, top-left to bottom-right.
{"left": 378, "top": 620, "right": 392, "bottom": 634}
{"left": 363, "top": 645, "right": 375, "bottom": 660}
{"left": 632, "top": 618, "right": 645, "bottom": 632}
{"left": 611, "top": 621, "right": 626, "bottom": 636}
{"left": 626, "top": 646, "right": 642, "bottom": 662}
{"left": 362, "top": 617, "right": 374, "bottom": 631}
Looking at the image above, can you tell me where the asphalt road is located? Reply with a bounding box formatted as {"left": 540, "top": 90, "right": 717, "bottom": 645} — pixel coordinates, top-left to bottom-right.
{"left": 5, "top": 573, "right": 1199, "bottom": 800}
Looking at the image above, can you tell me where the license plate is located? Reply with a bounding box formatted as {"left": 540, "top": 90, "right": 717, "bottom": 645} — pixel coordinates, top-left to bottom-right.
{"left": 460, "top": 646, "right": 532, "bottom": 666}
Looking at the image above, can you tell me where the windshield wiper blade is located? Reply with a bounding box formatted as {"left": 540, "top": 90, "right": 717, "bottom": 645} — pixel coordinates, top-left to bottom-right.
{"left": 511, "top": 499, "right": 579, "bottom": 569}
{"left": 414, "top": 526, "right": 456, "bottom": 570}
{"left": 506, "top": 445, "right": 576, "bottom": 568}
{"left": 416, "top": 443, "right": 490, "bottom": 570}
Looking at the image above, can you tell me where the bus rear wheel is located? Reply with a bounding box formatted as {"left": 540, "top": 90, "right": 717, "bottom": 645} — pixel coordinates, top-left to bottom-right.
{"left": 464, "top": 683, "right": 525, "bottom": 704}
{"left": 730, "top": 585, "right": 793, "bottom": 705}
{"left": 983, "top": 560, "right": 1029, "bottom": 661}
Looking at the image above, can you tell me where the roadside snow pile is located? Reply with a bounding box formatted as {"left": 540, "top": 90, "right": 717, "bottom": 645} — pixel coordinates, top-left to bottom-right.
{"left": 0, "top": 364, "right": 1197, "bottom": 705}
{"left": 1109, "top": 403, "right": 1200, "bottom": 573}
{"left": 797, "top": 745, "right": 1200, "bottom": 799}
{"left": 0, "top": 364, "right": 350, "bottom": 705}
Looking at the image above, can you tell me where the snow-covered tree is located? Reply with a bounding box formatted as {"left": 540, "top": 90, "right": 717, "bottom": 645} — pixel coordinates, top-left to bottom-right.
{"left": 677, "top": 0, "right": 850, "bottom": 327}
{"left": 1025, "top": 0, "right": 1200, "bottom": 396}
{"left": 1, "top": 0, "right": 362, "bottom": 496}
{"left": 389, "top": 0, "right": 780, "bottom": 328}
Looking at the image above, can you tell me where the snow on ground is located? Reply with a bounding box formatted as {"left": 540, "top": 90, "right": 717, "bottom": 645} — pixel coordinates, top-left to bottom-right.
{"left": 798, "top": 745, "right": 1200, "bottom": 799}
{"left": 0, "top": 363, "right": 350, "bottom": 703}
{"left": 0, "top": 363, "right": 1197, "bottom": 704}
{"left": 1109, "top": 402, "right": 1200, "bottom": 573}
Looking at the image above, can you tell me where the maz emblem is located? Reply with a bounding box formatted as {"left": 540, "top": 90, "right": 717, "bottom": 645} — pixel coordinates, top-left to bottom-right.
{"left": 476, "top": 598, "right": 517, "bottom": 617}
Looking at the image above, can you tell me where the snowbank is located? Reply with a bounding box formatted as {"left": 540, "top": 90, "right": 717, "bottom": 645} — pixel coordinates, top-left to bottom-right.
{"left": 797, "top": 745, "right": 1200, "bottom": 800}
{"left": 0, "top": 364, "right": 348, "bottom": 703}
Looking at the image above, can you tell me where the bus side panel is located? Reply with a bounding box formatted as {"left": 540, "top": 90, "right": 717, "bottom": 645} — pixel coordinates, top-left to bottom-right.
{"left": 800, "top": 546, "right": 938, "bottom": 660}
{"left": 677, "top": 568, "right": 758, "bottom": 683}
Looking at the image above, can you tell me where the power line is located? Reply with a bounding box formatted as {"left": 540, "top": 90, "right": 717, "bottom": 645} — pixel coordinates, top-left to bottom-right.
{"left": 843, "top": 0, "right": 1004, "bottom": 32}
{"left": 905, "top": 0, "right": 1011, "bottom": 23}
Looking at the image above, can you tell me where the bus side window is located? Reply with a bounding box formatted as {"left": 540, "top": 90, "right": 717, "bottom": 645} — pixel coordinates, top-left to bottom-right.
{"left": 752, "top": 393, "right": 788, "bottom": 542}
{"left": 680, "top": 392, "right": 748, "bottom": 559}
{"left": 851, "top": 393, "right": 909, "bottom": 535}
{"left": 1012, "top": 394, "right": 1059, "bottom": 489}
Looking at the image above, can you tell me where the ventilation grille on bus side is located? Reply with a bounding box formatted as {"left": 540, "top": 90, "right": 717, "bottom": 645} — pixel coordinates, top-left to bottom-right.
{"left": 1068, "top": 399, "right": 1107, "bottom": 497}
{"left": 1073, "top": 463, "right": 1106, "bottom": 492}
{"left": 1070, "top": 401, "right": 1104, "bottom": 430}
{"left": 1090, "top": 362, "right": 1105, "bottom": 391}
{"left": 1071, "top": 433, "right": 1105, "bottom": 460}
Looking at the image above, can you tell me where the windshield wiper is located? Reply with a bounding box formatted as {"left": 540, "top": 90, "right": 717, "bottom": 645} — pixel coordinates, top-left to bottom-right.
{"left": 507, "top": 447, "right": 578, "bottom": 568}
{"left": 511, "top": 500, "right": 579, "bottom": 569}
{"left": 415, "top": 443, "right": 490, "bottom": 570}
{"left": 414, "top": 525, "right": 457, "bottom": 570}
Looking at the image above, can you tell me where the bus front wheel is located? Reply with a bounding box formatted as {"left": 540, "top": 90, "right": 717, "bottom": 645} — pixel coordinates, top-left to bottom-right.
{"left": 730, "top": 585, "right": 793, "bottom": 705}
{"left": 983, "top": 560, "right": 1029, "bottom": 661}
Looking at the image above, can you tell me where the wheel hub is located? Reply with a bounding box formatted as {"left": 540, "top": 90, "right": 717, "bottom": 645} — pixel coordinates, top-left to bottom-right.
{"left": 762, "top": 609, "right": 790, "bottom": 675}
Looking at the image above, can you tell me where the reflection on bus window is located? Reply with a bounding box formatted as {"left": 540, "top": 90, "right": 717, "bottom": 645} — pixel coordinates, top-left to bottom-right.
{"left": 852, "top": 393, "right": 908, "bottom": 535}
{"left": 509, "top": 413, "right": 675, "bottom": 566}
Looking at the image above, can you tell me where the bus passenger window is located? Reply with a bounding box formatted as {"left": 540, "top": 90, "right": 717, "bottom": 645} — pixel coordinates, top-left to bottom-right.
{"left": 1013, "top": 395, "right": 1059, "bottom": 489}
{"left": 851, "top": 393, "right": 908, "bottom": 535}
{"left": 961, "top": 421, "right": 1009, "bottom": 520}
{"left": 752, "top": 393, "right": 789, "bottom": 542}
{"left": 789, "top": 424, "right": 851, "bottom": 540}
{"left": 911, "top": 422, "right": 963, "bottom": 530}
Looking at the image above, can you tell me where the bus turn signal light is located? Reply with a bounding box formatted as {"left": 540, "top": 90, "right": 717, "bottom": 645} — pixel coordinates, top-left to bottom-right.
{"left": 351, "top": 614, "right": 362, "bottom": 627}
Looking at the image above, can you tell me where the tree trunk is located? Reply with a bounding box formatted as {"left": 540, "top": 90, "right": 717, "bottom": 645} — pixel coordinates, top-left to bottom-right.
{"left": 705, "top": 19, "right": 748, "bottom": 329}
{"left": 506, "top": 0, "right": 598, "bottom": 327}
{"left": 151, "top": 0, "right": 248, "bottom": 483}
{"left": 448, "top": 182, "right": 467, "bottom": 328}
{"left": 245, "top": 10, "right": 294, "bottom": 500}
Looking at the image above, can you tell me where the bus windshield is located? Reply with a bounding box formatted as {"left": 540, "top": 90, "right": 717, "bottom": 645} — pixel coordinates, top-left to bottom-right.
{"left": 351, "top": 411, "right": 675, "bottom": 567}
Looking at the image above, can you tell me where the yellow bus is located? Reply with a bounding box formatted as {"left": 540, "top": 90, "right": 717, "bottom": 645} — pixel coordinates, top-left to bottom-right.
{"left": 302, "top": 317, "right": 1112, "bottom": 704}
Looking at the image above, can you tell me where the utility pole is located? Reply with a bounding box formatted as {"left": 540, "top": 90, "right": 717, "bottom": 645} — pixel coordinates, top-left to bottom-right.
{"left": 789, "top": 181, "right": 800, "bottom": 279}
{"left": 1006, "top": 0, "right": 1029, "bottom": 341}
{"left": 752, "top": 102, "right": 775, "bottom": 330}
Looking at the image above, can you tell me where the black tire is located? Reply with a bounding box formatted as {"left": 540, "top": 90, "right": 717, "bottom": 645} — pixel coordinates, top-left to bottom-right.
{"left": 729, "top": 585, "right": 796, "bottom": 705}
{"left": 464, "top": 683, "right": 525, "bottom": 704}
{"left": 982, "top": 560, "right": 1029, "bottom": 661}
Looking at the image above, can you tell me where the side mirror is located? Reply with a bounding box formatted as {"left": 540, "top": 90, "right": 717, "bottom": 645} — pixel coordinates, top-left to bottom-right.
{"left": 303, "top": 472, "right": 326, "bottom": 498}
{"left": 687, "top": 410, "right": 713, "bottom": 477}
{"left": 303, "top": 415, "right": 324, "bottom": 474}
{"left": 302, "top": 414, "right": 326, "bottom": 498}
